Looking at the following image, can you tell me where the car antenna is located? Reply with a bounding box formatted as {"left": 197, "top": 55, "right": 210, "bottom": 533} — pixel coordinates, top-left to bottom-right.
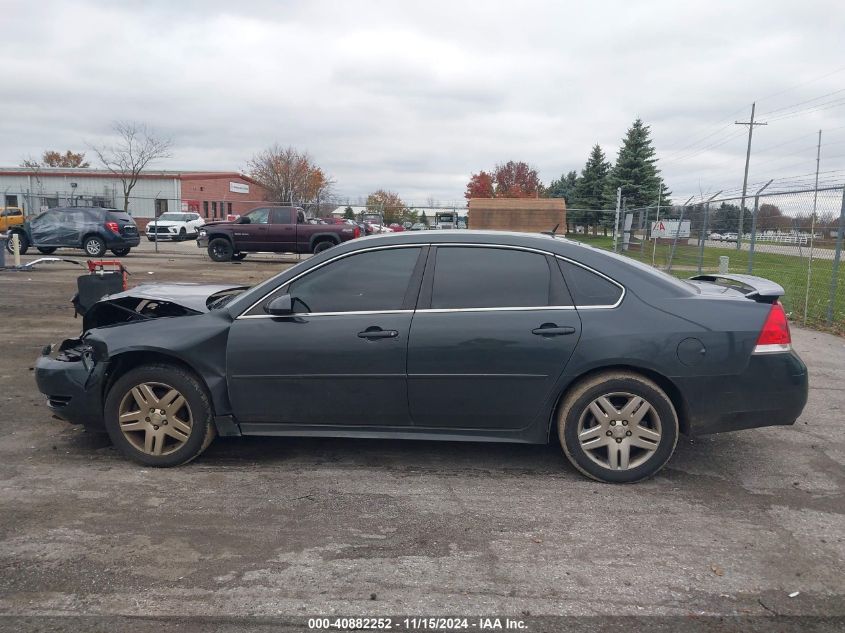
{"left": 541, "top": 223, "right": 560, "bottom": 237}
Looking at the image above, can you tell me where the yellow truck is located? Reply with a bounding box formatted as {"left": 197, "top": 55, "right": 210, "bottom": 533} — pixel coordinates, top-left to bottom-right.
{"left": 0, "top": 207, "right": 24, "bottom": 232}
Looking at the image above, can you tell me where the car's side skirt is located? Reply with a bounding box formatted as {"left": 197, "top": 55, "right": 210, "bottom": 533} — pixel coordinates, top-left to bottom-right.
{"left": 237, "top": 423, "right": 547, "bottom": 444}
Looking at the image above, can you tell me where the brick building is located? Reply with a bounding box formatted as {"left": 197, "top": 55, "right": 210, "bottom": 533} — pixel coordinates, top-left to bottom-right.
{"left": 0, "top": 168, "right": 271, "bottom": 229}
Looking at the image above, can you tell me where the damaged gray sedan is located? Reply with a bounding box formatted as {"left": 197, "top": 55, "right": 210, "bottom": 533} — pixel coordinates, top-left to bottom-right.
{"left": 35, "top": 231, "right": 808, "bottom": 483}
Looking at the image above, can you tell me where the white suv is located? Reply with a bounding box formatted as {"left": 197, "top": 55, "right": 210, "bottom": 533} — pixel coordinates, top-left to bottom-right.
{"left": 146, "top": 212, "right": 205, "bottom": 241}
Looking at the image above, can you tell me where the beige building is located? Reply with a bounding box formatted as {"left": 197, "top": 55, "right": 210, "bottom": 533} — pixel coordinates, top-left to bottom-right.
{"left": 468, "top": 198, "right": 566, "bottom": 233}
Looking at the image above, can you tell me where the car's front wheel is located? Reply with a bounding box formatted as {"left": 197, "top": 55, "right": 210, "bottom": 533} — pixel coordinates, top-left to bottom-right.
{"left": 103, "top": 364, "right": 216, "bottom": 467}
{"left": 208, "top": 238, "right": 233, "bottom": 262}
{"left": 5, "top": 232, "right": 28, "bottom": 255}
{"left": 178, "top": 227, "right": 187, "bottom": 241}
{"left": 557, "top": 371, "right": 678, "bottom": 483}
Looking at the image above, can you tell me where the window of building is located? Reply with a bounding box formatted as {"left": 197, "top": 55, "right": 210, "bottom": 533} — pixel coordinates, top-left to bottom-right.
{"left": 203, "top": 201, "right": 209, "bottom": 218}
{"left": 154, "top": 199, "right": 169, "bottom": 216}
{"left": 557, "top": 260, "right": 623, "bottom": 307}
{"left": 227, "top": 202, "right": 233, "bottom": 216}
{"left": 431, "top": 247, "right": 551, "bottom": 309}
{"left": 5, "top": 195, "right": 18, "bottom": 207}
{"left": 211, "top": 202, "right": 218, "bottom": 218}
{"left": 286, "top": 247, "right": 421, "bottom": 313}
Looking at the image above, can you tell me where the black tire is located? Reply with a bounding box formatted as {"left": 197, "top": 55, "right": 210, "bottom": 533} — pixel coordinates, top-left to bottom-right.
{"left": 557, "top": 371, "right": 678, "bottom": 483}
{"left": 232, "top": 252, "right": 247, "bottom": 261}
{"left": 147, "top": 236, "right": 156, "bottom": 242}
{"left": 103, "top": 363, "right": 216, "bottom": 467}
{"left": 178, "top": 227, "right": 187, "bottom": 241}
{"left": 5, "top": 231, "right": 28, "bottom": 255}
{"left": 312, "top": 240, "right": 336, "bottom": 254}
{"left": 111, "top": 247, "right": 131, "bottom": 257}
{"left": 208, "top": 238, "right": 234, "bottom": 262}
{"left": 83, "top": 235, "right": 106, "bottom": 257}
{"left": 37, "top": 247, "right": 57, "bottom": 255}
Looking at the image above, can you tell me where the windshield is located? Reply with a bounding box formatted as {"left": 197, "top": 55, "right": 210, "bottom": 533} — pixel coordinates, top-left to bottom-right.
{"left": 158, "top": 213, "right": 190, "bottom": 222}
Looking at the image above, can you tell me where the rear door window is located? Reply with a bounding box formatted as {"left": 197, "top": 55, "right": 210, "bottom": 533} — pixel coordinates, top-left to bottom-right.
{"left": 270, "top": 208, "right": 293, "bottom": 224}
{"left": 558, "top": 260, "right": 623, "bottom": 307}
{"left": 430, "top": 247, "right": 552, "bottom": 309}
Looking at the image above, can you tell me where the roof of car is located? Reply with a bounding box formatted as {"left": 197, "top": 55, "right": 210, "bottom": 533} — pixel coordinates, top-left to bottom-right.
{"left": 335, "top": 230, "right": 696, "bottom": 298}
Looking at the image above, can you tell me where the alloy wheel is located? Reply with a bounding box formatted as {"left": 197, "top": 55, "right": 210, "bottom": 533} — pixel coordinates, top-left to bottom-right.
{"left": 576, "top": 392, "right": 662, "bottom": 470}
{"left": 117, "top": 382, "right": 193, "bottom": 456}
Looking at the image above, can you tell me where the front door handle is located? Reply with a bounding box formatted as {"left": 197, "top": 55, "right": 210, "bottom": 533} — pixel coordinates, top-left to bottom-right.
{"left": 357, "top": 327, "right": 399, "bottom": 339}
{"left": 532, "top": 324, "right": 576, "bottom": 337}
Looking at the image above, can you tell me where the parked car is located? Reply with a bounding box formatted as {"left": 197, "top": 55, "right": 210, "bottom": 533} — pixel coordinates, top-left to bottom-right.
{"left": 35, "top": 231, "right": 807, "bottom": 483}
{"left": 6, "top": 206, "right": 140, "bottom": 257}
{"left": 410, "top": 223, "right": 428, "bottom": 230}
{"left": 709, "top": 233, "right": 724, "bottom": 241}
{"left": 146, "top": 212, "right": 205, "bottom": 241}
{"left": 723, "top": 232, "right": 738, "bottom": 242}
{"left": 389, "top": 223, "right": 405, "bottom": 232}
{"left": 0, "top": 206, "right": 25, "bottom": 232}
{"left": 197, "top": 206, "right": 360, "bottom": 261}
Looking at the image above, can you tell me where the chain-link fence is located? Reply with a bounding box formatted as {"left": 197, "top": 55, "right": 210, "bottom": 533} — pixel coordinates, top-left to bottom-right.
{"left": 569, "top": 186, "right": 845, "bottom": 333}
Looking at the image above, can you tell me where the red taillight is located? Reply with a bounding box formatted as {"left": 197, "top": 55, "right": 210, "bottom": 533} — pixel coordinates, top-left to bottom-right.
{"left": 754, "top": 301, "right": 791, "bottom": 353}
{"left": 353, "top": 226, "right": 361, "bottom": 238}
{"left": 105, "top": 221, "right": 120, "bottom": 234}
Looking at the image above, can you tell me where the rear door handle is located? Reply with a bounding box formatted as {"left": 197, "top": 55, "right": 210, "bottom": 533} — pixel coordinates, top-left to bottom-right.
{"left": 358, "top": 327, "right": 399, "bottom": 339}
{"left": 532, "top": 324, "right": 576, "bottom": 336}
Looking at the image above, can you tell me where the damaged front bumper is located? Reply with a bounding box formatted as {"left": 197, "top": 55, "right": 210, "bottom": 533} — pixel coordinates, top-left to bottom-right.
{"left": 35, "top": 338, "right": 109, "bottom": 430}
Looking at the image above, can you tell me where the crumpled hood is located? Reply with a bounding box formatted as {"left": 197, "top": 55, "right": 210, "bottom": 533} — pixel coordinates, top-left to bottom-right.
{"left": 102, "top": 282, "right": 249, "bottom": 313}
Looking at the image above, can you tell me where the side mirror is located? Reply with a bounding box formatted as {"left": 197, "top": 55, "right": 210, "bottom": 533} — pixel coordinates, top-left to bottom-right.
{"left": 266, "top": 294, "right": 294, "bottom": 316}
{"left": 239, "top": 216, "right": 251, "bottom": 224}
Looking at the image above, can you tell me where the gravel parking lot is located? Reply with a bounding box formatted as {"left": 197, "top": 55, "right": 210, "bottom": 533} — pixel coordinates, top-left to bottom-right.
{"left": 1, "top": 240, "right": 843, "bottom": 629}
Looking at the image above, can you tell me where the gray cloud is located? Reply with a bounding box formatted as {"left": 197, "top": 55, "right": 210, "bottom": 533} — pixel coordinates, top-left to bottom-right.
{"left": 1, "top": 0, "right": 844, "bottom": 204}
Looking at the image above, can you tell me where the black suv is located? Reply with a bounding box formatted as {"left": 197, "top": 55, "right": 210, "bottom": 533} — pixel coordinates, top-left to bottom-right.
{"left": 5, "top": 207, "right": 140, "bottom": 257}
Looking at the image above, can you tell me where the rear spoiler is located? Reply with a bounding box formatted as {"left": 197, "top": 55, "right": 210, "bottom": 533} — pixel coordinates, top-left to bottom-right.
{"left": 688, "top": 273, "right": 784, "bottom": 303}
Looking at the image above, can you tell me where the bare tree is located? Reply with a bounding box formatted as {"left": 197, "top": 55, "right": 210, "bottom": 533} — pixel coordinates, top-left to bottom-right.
{"left": 91, "top": 122, "right": 172, "bottom": 212}
{"left": 247, "top": 144, "right": 335, "bottom": 210}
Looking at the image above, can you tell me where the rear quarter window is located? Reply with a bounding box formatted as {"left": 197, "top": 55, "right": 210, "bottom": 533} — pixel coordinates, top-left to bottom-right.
{"left": 558, "top": 260, "right": 623, "bottom": 307}
{"left": 106, "top": 210, "right": 133, "bottom": 222}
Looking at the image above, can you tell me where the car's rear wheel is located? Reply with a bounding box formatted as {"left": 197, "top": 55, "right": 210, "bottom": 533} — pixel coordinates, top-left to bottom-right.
{"left": 557, "top": 371, "right": 678, "bottom": 483}
{"left": 208, "top": 238, "right": 233, "bottom": 262}
{"left": 111, "top": 247, "right": 131, "bottom": 256}
{"left": 37, "top": 247, "right": 57, "bottom": 254}
{"left": 83, "top": 236, "right": 106, "bottom": 257}
{"left": 312, "top": 240, "right": 336, "bottom": 254}
{"left": 104, "top": 364, "right": 216, "bottom": 467}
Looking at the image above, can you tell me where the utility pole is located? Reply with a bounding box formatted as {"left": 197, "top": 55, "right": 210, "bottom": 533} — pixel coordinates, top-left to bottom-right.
{"left": 735, "top": 102, "right": 767, "bottom": 250}
{"left": 805, "top": 130, "right": 822, "bottom": 325}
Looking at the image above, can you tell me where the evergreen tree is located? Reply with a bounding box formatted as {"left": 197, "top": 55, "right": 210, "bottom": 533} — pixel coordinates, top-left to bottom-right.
{"left": 546, "top": 170, "right": 578, "bottom": 204}
{"left": 574, "top": 144, "right": 611, "bottom": 209}
{"left": 603, "top": 119, "right": 672, "bottom": 209}
{"left": 420, "top": 211, "right": 428, "bottom": 226}
{"left": 343, "top": 206, "right": 354, "bottom": 219}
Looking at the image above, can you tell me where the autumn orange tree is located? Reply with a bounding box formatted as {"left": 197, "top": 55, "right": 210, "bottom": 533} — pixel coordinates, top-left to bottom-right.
{"left": 366, "top": 189, "right": 406, "bottom": 223}
{"left": 464, "top": 161, "right": 541, "bottom": 200}
{"left": 21, "top": 150, "right": 90, "bottom": 168}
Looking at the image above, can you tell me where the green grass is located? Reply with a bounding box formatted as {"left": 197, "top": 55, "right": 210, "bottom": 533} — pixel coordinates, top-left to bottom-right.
{"left": 567, "top": 234, "right": 845, "bottom": 333}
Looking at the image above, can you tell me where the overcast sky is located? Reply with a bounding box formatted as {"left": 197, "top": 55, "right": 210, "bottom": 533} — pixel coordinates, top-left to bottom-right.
{"left": 2, "top": 0, "right": 845, "bottom": 205}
